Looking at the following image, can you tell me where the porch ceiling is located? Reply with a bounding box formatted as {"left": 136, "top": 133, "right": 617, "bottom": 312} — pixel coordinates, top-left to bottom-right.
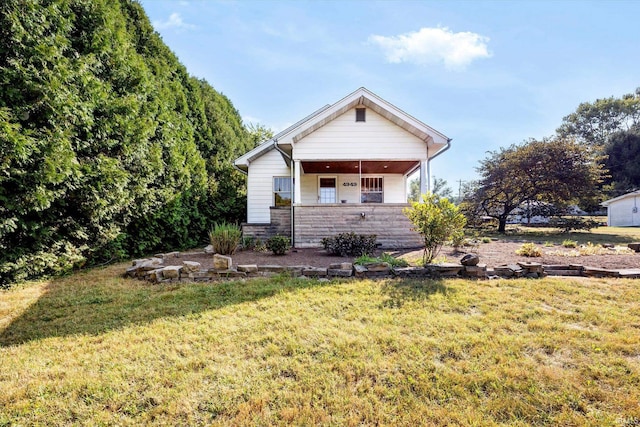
{"left": 301, "top": 160, "right": 419, "bottom": 175}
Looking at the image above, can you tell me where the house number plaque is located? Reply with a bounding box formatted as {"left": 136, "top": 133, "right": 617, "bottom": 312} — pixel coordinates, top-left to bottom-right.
{"left": 342, "top": 182, "right": 357, "bottom": 187}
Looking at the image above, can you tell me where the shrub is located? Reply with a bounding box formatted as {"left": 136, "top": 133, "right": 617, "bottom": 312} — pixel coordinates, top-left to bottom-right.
{"left": 562, "top": 239, "right": 578, "bottom": 248}
{"left": 209, "top": 223, "right": 241, "bottom": 255}
{"left": 321, "top": 233, "right": 377, "bottom": 257}
{"left": 549, "top": 217, "right": 600, "bottom": 233}
{"left": 481, "top": 237, "right": 492, "bottom": 244}
{"left": 450, "top": 231, "right": 466, "bottom": 250}
{"left": 515, "top": 242, "right": 542, "bottom": 257}
{"left": 266, "top": 235, "right": 290, "bottom": 255}
{"left": 404, "top": 193, "right": 466, "bottom": 264}
{"left": 543, "top": 241, "right": 555, "bottom": 247}
{"left": 240, "top": 236, "right": 256, "bottom": 250}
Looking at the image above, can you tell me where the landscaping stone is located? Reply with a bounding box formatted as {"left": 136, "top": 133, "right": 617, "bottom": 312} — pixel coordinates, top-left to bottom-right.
{"left": 517, "top": 262, "right": 543, "bottom": 274}
{"left": 460, "top": 254, "right": 480, "bottom": 266}
{"left": 204, "top": 244, "right": 215, "bottom": 254}
{"left": 146, "top": 268, "right": 164, "bottom": 282}
{"left": 302, "top": 267, "right": 328, "bottom": 277}
{"left": 258, "top": 265, "right": 287, "bottom": 273}
{"left": 237, "top": 264, "right": 258, "bottom": 273}
{"left": 428, "top": 263, "right": 463, "bottom": 277}
{"left": 583, "top": 267, "right": 620, "bottom": 278}
{"left": 463, "top": 264, "right": 487, "bottom": 278}
{"left": 619, "top": 269, "right": 640, "bottom": 278}
{"left": 328, "top": 269, "right": 353, "bottom": 277}
{"left": 182, "top": 261, "right": 201, "bottom": 272}
{"left": 628, "top": 243, "right": 640, "bottom": 252}
{"left": 363, "top": 262, "right": 390, "bottom": 273}
{"left": 213, "top": 254, "right": 232, "bottom": 270}
{"left": 214, "top": 269, "right": 247, "bottom": 278}
{"left": 329, "top": 262, "right": 353, "bottom": 270}
{"left": 161, "top": 265, "right": 182, "bottom": 279}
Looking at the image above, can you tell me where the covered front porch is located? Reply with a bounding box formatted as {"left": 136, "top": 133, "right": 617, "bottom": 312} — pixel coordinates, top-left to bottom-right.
{"left": 291, "top": 159, "right": 430, "bottom": 206}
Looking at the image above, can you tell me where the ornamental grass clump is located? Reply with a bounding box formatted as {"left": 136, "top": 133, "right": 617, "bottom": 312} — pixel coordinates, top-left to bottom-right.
{"left": 209, "top": 222, "right": 242, "bottom": 255}
{"left": 515, "top": 242, "right": 543, "bottom": 257}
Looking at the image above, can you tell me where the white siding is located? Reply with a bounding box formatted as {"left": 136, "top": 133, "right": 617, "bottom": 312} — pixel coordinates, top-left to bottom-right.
{"left": 293, "top": 108, "right": 428, "bottom": 161}
{"left": 298, "top": 173, "right": 406, "bottom": 204}
{"left": 246, "top": 149, "right": 290, "bottom": 223}
{"left": 608, "top": 196, "right": 640, "bottom": 226}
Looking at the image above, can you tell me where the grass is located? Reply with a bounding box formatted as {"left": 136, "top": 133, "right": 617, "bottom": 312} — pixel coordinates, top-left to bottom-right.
{"left": 483, "top": 224, "right": 640, "bottom": 245}
{"left": 2, "top": 264, "right": 640, "bottom": 425}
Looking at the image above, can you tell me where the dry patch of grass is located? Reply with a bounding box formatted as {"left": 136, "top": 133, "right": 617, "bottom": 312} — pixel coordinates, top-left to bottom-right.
{"left": 1, "top": 264, "right": 640, "bottom": 425}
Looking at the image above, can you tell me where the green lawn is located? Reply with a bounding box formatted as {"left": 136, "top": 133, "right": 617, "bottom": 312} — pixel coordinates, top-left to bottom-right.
{"left": 483, "top": 225, "right": 640, "bottom": 245}
{"left": 2, "top": 264, "right": 639, "bottom": 425}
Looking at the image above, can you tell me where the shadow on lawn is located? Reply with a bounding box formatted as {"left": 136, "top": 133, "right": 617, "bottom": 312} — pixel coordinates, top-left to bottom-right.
{"left": 0, "top": 266, "right": 336, "bottom": 347}
{"left": 379, "top": 278, "right": 452, "bottom": 309}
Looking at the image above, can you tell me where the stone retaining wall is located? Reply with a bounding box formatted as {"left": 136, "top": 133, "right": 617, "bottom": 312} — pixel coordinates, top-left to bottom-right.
{"left": 125, "top": 253, "right": 640, "bottom": 284}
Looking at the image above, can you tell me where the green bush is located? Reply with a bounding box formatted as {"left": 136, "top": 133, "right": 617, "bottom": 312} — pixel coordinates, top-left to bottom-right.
{"left": 562, "top": 239, "right": 578, "bottom": 248}
{"left": 404, "top": 193, "right": 466, "bottom": 264}
{"left": 321, "top": 233, "right": 377, "bottom": 257}
{"left": 549, "top": 217, "right": 600, "bottom": 233}
{"left": 515, "top": 242, "right": 543, "bottom": 257}
{"left": 209, "top": 223, "right": 242, "bottom": 255}
{"left": 481, "top": 237, "right": 492, "bottom": 244}
{"left": 266, "top": 235, "right": 290, "bottom": 255}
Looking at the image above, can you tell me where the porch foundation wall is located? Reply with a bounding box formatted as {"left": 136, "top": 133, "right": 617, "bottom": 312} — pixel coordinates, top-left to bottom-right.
{"left": 294, "top": 204, "right": 422, "bottom": 249}
{"left": 242, "top": 207, "right": 291, "bottom": 241}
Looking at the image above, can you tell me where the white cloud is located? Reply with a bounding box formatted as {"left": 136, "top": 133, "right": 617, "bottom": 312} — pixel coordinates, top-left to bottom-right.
{"left": 369, "top": 27, "right": 491, "bottom": 70}
{"left": 153, "top": 13, "right": 196, "bottom": 31}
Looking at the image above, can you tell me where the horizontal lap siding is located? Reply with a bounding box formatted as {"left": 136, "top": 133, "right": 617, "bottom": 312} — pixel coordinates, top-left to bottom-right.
{"left": 247, "top": 150, "right": 290, "bottom": 223}
{"left": 294, "top": 205, "right": 422, "bottom": 249}
{"left": 609, "top": 197, "right": 640, "bottom": 226}
{"left": 294, "top": 108, "right": 428, "bottom": 160}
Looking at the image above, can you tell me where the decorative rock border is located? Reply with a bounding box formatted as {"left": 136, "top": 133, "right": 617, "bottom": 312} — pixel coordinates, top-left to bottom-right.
{"left": 124, "top": 251, "right": 640, "bottom": 283}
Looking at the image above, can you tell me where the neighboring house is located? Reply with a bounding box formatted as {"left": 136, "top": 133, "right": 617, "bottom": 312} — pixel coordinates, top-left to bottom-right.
{"left": 601, "top": 190, "right": 640, "bottom": 227}
{"left": 233, "top": 87, "right": 451, "bottom": 248}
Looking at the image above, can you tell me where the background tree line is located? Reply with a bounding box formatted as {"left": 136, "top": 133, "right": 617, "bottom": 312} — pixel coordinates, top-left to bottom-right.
{"left": 458, "top": 88, "right": 640, "bottom": 232}
{"left": 0, "top": 0, "right": 257, "bottom": 286}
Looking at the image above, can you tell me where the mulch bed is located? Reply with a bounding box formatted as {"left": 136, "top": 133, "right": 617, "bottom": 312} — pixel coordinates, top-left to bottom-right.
{"left": 169, "top": 241, "right": 639, "bottom": 270}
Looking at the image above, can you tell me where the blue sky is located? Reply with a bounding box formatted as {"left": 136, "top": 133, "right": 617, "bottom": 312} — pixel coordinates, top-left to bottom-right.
{"left": 140, "top": 0, "right": 640, "bottom": 192}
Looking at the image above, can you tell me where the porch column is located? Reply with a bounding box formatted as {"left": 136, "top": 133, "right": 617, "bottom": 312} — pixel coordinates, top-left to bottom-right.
{"left": 419, "top": 160, "right": 428, "bottom": 198}
{"left": 294, "top": 160, "right": 302, "bottom": 204}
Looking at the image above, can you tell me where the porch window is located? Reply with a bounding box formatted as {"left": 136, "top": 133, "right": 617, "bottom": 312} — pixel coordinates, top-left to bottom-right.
{"left": 273, "top": 177, "right": 291, "bottom": 207}
{"left": 361, "top": 177, "right": 383, "bottom": 203}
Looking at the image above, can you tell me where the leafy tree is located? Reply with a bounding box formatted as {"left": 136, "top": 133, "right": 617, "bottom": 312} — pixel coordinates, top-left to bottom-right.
{"left": 404, "top": 193, "right": 466, "bottom": 264}
{"left": 0, "top": 0, "right": 252, "bottom": 286}
{"left": 408, "top": 176, "right": 453, "bottom": 203}
{"left": 462, "top": 138, "right": 606, "bottom": 233}
{"left": 557, "top": 89, "right": 640, "bottom": 149}
{"left": 604, "top": 130, "right": 640, "bottom": 195}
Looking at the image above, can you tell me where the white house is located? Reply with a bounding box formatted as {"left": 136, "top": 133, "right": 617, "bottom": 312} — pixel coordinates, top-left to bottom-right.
{"left": 233, "top": 87, "right": 451, "bottom": 248}
{"left": 601, "top": 190, "right": 640, "bottom": 227}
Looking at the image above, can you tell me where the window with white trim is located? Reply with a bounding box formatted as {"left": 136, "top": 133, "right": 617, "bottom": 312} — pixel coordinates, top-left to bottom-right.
{"left": 273, "top": 177, "right": 291, "bottom": 207}
{"left": 361, "top": 177, "right": 383, "bottom": 203}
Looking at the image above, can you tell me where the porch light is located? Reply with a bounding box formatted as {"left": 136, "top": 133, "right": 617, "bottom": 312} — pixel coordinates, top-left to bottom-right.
{"left": 383, "top": 165, "right": 388, "bottom": 169}
{"left": 326, "top": 165, "right": 330, "bottom": 169}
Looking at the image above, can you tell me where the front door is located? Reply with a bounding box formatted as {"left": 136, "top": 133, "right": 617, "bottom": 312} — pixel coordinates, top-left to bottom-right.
{"left": 318, "top": 177, "right": 337, "bottom": 203}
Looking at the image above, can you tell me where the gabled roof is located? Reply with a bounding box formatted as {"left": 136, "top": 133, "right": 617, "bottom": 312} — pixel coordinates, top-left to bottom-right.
{"left": 234, "top": 87, "right": 450, "bottom": 172}
{"left": 601, "top": 190, "right": 640, "bottom": 206}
